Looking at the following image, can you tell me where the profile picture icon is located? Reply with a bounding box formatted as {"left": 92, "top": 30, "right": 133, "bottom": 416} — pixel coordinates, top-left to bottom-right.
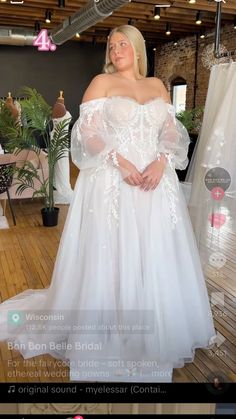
{"left": 206, "top": 372, "right": 231, "bottom": 395}
{"left": 8, "top": 311, "right": 23, "bottom": 326}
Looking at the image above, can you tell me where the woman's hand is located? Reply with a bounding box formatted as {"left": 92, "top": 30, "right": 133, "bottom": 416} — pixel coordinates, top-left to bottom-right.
{"left": 140, "top": 155, "right": 167, "bottom": 191}
{"left": 119, "top": 159, "right": 143, "bottom": 186}
{"left": 108, "top": 150, "right": 143, "bottom": 185}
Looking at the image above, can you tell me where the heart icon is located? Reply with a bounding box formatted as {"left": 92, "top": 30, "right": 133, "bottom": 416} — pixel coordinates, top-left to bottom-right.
{"left": 208, "top": 213, "right": 226, "bottom": 229}
{"left": 211, "top": 187, "right": 225, "bottom": 201}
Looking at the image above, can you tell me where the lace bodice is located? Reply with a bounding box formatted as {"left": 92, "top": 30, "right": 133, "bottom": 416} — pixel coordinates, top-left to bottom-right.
{"left": 101, "top": 96, "right": 169, "bottom": 170}
{"left": 71, "top": 96, "right": 190, "bottom": 172}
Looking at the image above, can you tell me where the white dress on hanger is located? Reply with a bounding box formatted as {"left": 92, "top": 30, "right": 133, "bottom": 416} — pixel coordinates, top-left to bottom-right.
{"left": 0, "top": 96, "right": 216, "bottom": 382}
{"left": 52, "top": 110, "right": 73, "bottom": 204}
{"left": 185, "top": 62, "right": 236, "bottom": 266}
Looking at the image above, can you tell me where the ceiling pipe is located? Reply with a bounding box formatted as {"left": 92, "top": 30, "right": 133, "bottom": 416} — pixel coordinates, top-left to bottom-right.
{"left": 50, "top": 0, "right": 131, "bottom": 45}
{"left": 0, "top": 27, "right": 34, "bottom": 46}
{"left": 214, "top": 0, "right": 222, "bottom": 58}
{"left": 214, "top": 0, "right": 235, "bottom": 59}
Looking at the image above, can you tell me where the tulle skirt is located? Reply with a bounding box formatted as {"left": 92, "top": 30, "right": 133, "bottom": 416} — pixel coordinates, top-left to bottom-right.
{"left": 0, "top": 164, "right": 216, "bottom": 382}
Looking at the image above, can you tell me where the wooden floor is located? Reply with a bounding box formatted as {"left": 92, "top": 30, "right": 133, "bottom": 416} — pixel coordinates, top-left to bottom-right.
{"left": 0, "top": 164, "right": 235, "bottom": 383}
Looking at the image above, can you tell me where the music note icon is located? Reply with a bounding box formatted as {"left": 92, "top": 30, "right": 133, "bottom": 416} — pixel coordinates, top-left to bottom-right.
{"left": 8, "top": 385, "right": 15, "bottom": 393}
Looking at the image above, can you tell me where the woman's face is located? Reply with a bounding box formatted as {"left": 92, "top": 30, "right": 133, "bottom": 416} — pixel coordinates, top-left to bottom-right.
{"left": 108, "top": 31, "right": 135, "bottom": 72}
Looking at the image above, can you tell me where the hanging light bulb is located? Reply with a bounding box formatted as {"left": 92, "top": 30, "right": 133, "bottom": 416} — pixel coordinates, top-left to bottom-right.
{"left": 200, "top": 28, "right": 205, "bottom": 39}
{"left": 165, "top": 23, "right": 171, "bottom": 35}
{"left": 188, "top": 0, "right": 196, "bottom": 4}
{"left": 45, "top": 10, "right": 52, "bottom": 24}
{"left": 58, "top": 0, "right": 65, "bottom": 7}
{"left": 154, "top": 6, "right": 161, "bottom": 20}
{"left": 34, "top": 21, "right": 41, "bottom": 34}
{"left": 196, "top": 11, "right": 202, "bottom": 25}
{"left": 76, "top": 32, "right": 81, "bottom": 38}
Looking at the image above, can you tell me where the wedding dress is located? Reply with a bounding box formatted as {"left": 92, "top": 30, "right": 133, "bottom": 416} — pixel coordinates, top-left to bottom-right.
{"left": 52, "top": 110, "right": 74, "bottom": 205}
{"left": 184, "top": 63, "right": 236, "bottom": 267}
{"left": 0, "top": 96, "right": 216, "bottom": 382}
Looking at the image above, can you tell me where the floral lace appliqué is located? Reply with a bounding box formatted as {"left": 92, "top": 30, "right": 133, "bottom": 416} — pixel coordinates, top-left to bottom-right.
{"left": 104, "top": 168, "right": 120, "bottom": 230}
{"left": 89, "top": 154, "right": 120, "bottom": 230}
{"left": 89, "top": 152, "right": 110, "bottom": 183}
{"left": 162, "top": 172, "right": 179, "bottom": 229}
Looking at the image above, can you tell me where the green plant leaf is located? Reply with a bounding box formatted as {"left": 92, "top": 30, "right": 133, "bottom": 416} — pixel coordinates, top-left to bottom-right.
{"left": 176, "top": 107, "right": 204, "bottom": 133}
{"left": 0, "top": 87, "right": 71, "bottom": 212}
{"left": 19, "top": 87, "right": 51, "bottom": 133}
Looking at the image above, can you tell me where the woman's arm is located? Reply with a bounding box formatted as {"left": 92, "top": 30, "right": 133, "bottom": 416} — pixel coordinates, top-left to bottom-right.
{"left": 76, "top": 75, "right": 143, "bottom": 185}
{"left": 82, "top": 74, "right": 108, "bottom": 103}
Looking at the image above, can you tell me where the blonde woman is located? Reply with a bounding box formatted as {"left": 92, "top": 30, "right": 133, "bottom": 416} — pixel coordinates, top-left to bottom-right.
{"left": 0, "top": 25, "right": 216, "bottom": 383}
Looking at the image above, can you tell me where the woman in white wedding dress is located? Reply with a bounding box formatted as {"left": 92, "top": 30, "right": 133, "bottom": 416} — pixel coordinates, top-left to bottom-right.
{"left": 0, "top": 25, "right": 216, "bottom": 382}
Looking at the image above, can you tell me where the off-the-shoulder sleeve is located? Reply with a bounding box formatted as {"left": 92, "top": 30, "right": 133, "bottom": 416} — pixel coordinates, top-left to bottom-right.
{"left": 71, "top": 100, "right": 116, "bottom": 170}
{"left": 157, "top": 103, "right": 190, "bottom": 170}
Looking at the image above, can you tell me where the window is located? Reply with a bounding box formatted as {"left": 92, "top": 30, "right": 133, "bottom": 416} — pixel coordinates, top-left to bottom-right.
{"left": 171, "top": 77, "right": 187, "bottom": 113}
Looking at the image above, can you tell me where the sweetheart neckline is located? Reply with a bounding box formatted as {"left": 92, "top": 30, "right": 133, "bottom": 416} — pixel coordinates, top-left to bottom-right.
{"left": 80, "top": 95, "right": 168, "bottom": 107}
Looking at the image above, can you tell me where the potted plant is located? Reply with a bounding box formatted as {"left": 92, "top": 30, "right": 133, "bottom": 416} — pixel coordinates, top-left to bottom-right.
{"left": 175, "top": 107, "right": 204, "bottom": 181}
{"left": 0, "top": 87, "right": 71, "bottom": 226}
{"left": 176, "top": 107, "right": 204, "bottom": 136}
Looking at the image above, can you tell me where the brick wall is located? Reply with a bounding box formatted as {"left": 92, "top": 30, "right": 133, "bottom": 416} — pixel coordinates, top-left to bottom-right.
{"left": 154, "top": 24, "right": 236, "bottom": 110}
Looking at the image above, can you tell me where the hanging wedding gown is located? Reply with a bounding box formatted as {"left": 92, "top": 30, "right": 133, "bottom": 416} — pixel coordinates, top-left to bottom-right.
{"left": 185, "top": 62, "right": 236, "bottom": 267}
{"left": 0, "top": 96, "right": 216, "bottom": 382}
{"left": 52, "top": 110, "right": 73, "bottom": 205}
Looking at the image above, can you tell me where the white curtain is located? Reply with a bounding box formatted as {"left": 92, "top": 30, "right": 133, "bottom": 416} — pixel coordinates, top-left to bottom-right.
{"left": 184, "top": 62, "right": 236, "bottom": 268}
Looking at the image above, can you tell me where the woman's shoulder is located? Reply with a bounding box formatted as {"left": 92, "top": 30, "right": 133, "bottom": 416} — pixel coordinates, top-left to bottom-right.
{"left": 89, "top": 73, "right": 113, "bottom": 84}
{"left": 146, "top": 77, "right": 171, "bottom": 103}
{"left": 146, "top": 76, "right": 166, "bottom": 89}
{"left": 82, "top": 73, "right": 113, "bottom": 103}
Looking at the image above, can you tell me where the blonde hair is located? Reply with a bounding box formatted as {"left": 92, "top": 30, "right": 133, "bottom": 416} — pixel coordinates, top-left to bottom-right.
{"left": 103, "top": 25, "right": 147, "bottom": 78}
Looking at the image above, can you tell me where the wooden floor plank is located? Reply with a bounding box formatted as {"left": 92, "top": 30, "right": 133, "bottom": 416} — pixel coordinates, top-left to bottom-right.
{"left": 0, "top": 349, "right": 6, "bottom": 382}
{"left": 0, "top": 343, "right": 15, "bottom": 383}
